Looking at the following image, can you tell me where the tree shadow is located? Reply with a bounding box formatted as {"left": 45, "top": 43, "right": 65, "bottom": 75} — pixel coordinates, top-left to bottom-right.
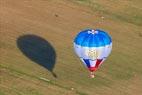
{"left": 17, "top": 34, "right": 57, "bottom": 78}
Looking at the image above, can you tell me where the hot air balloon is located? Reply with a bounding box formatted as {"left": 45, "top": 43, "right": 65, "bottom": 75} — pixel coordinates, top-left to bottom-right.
{"left": 74, "top": 29, "right": 112, "bottom": 78}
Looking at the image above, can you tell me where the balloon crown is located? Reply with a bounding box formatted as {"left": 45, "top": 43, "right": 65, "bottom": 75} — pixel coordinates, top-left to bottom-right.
{"left": 88, "top": 29, "right": 99, "bottom": 34}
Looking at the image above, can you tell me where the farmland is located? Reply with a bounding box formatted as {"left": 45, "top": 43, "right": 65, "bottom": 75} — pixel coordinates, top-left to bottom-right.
{"left": 0, "top": 0, "right": 142, "bottom": 95}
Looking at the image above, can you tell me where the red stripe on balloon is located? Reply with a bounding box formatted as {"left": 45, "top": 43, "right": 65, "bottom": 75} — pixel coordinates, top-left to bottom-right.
{"left": 95, "top": 59, "right": 103, "bottom": 68}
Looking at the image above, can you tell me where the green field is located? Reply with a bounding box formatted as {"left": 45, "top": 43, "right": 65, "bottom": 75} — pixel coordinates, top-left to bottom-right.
{"left": 0, "top": 0, "right": 142, "bottom": 95}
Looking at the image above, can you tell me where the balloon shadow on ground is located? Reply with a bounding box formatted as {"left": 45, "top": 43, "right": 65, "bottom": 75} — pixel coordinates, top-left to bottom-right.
{"left": 17, "top": 34, "right": 57, "bottom": 78}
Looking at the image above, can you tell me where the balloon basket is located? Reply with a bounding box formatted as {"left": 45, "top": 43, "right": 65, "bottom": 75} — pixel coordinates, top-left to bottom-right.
{"left": 90, "top": 74, "right": 95, "bottom": 78}
{"left": 90, "top": 72, "right": 95, "bottom": 78}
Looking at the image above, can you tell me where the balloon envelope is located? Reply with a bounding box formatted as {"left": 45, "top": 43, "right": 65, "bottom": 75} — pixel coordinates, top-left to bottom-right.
{"left": 74, "top": 29, "right": 112, "bottom": 72}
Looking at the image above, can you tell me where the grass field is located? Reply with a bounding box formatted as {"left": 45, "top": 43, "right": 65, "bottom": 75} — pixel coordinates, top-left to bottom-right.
{"left": 0, "top": 0, "right": 142, "bottom": 95}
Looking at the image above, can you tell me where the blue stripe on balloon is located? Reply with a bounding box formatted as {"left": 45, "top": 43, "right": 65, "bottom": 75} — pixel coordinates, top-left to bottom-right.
{"left": 98, "top": 31, "right": 112, "bottom": 44}
{"left": 74, "top": 29, "right": 112, "bottom": 47}
{"left": 74, "top": 29, "right": 91, "bottom": 46}
{"left": 83, "top": 59, "right": 90, "bottom": 68}
{"left": 81, "top": 33, "right": 92, "bottom": 47}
